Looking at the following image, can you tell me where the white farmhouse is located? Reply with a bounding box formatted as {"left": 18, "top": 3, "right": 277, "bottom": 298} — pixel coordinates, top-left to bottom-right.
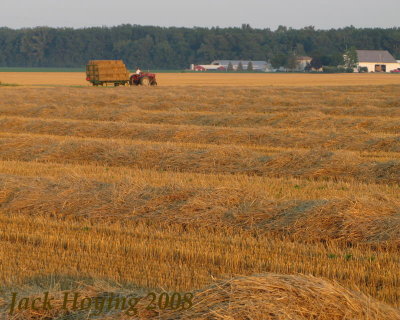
{"left": 356, "top": 50, "right": 400, "bottom": 73}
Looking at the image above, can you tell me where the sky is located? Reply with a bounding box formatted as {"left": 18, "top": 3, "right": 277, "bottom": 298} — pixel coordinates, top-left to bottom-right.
{"left": 1, "top": 0, "right": 399, "bottom": 30}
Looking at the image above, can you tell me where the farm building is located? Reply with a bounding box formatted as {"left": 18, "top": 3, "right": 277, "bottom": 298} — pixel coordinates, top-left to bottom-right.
{"left": 192, "top": 64, "right": 226, "bottom": 71}
{"left": 296, "top": 56, "right": 312, "bottom": 71}
{"left": 356, "top": 50, "right": 400, "bottom": 72}
{"left": 210, "top": 60, "right": 271, "bottom": 71}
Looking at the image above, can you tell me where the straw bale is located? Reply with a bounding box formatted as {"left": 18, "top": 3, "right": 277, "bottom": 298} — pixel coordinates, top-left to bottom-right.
{"left": 86, "top": 60, "right": 129, "bottom": 81}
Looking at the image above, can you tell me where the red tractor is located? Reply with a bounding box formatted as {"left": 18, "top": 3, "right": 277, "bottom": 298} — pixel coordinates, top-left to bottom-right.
{"left": 129, "top": 72, "right": 157, "bottom": 86}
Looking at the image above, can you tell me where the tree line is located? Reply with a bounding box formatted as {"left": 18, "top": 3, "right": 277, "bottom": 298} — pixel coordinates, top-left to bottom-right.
{"left": 0, "top": 24, "right": 399, "bottom": 69}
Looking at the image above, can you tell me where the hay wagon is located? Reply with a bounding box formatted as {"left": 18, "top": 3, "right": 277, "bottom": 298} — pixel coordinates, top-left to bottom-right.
{"left": 86, "top": 60, "right": 157, "bottom": 86}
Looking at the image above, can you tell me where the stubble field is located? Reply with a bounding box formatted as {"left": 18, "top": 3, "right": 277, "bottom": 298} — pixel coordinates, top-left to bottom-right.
{"left": 1, "top": 71, "right": 400, "bottom": 86}
{"left": 0, "top": 73, "right": 399, "bottom": 319}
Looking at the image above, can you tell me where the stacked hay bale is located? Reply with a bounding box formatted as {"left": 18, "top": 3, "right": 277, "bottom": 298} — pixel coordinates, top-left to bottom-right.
{"left": 86, "top": 60, "right": 130, "bottom": 82}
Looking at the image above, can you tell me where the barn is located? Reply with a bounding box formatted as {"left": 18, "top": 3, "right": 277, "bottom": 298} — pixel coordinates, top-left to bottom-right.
{"left": 193, "top": 64, "right": 226, "bottom": 71}
{"left": 210, "top": 60, "right": 270, "bottom": 71}
{"left": 356, "top": 50, "right": 400, "bottom": 73}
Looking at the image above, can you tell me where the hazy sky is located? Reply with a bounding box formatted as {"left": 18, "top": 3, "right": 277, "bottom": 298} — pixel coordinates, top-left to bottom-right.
{"left": 1, "top": 0, "right": 399, "bottom": 30}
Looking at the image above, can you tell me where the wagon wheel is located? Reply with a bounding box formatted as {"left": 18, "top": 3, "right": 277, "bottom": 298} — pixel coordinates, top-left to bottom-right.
{"left": 140, "top": 76, "right": 151, "bottom": 86}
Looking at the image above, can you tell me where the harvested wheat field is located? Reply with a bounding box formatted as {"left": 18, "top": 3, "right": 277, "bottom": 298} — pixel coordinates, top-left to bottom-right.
{"left": 0, "top": 75, "right": 399, "bottom": 319}
{"left": 1, "top": 71, "right": 400, "bottom": 86}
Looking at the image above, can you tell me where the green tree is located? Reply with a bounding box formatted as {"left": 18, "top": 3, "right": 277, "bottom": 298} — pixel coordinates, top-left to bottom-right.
{"left": 0, "top": 25, "right": 399, "bottom": 69}
{"left": 19, "top": 28, "right": 52, "bottom": 66}
{"left": 227, "top": 62, "right": 234, "bottom": 71}
{"left": 271, "top": 53, "right": 287, "bottom": 69}
{"left": 237, "top": 61, "right": 244, "bottom": 71}
{"left": 247, "top": 61, "right": 253, "bottom": 71}
{"left": 310, "top": 57, "right": 323, "bottom": 70}
{"left": 344, "top": 46, "right": 358, "bottom": 71}
{"left": 285, "top": 53, "right": 299, "bottom": 71}
{"left": 294, "top": 43, "right": 306, "bottom": 56}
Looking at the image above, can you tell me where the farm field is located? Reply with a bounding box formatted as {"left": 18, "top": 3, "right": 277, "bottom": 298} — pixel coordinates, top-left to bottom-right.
{"left": 0, "top": 74, "right": 399, "bottom": 319}
{"left": 1, "top": 71, "right": 400, "bottom": 87}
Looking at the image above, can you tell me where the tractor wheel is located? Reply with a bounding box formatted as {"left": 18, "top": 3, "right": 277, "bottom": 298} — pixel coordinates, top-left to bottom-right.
{"left": 140, "top": 76, "right": 151, "bottom": 86}
{"left": 150, "top": 79, "right": 158, "bottom": 86}
{"left": 130, "top": 77, "right": 140, "bottom": 86}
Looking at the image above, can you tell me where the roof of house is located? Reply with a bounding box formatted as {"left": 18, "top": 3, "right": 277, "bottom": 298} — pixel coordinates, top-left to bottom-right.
{"left": 356, "top": 50, "right": 397, "bottom": 63}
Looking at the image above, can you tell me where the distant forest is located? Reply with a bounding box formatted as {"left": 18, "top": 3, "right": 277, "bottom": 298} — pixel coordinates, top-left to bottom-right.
{"left": 0, "top": 24, "right": 399, "bottom": 69}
